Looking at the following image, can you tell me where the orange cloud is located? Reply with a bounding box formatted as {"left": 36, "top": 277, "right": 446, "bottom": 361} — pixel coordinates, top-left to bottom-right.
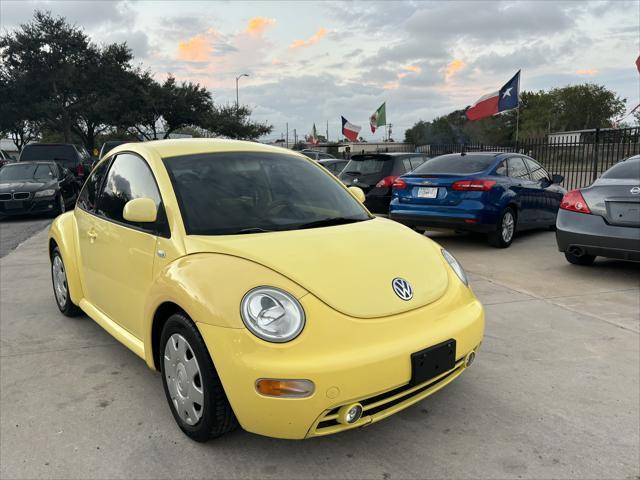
{"left": 404, "top": 65, "right": 421, "bottom": 73}
{"left": 290, "top": 27, "right": 331, "bottom": 49}
{"left": 444, "top": 59, "right": 465, "bottom": 81}
{"left": 246, "top": 17, "right": 275, "bottom": 35}
{"left": 177, "top": 34, "right": 212, "bottom": 62}
{"left": 576, "top": 68, "right": 598, "bottom": 75}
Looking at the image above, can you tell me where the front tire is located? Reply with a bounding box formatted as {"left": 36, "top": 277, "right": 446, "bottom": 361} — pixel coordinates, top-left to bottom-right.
{"left": 51, "top": 247, "right": 82, "bottom": 316}
{"left": 160, "top": 312, "right": 237, "bottom": 442}
{"left": 488, "top": 207, "right": 516, "bottom": 248}
{"left": 564, "top": 251, "right": 596, "bottom": 265}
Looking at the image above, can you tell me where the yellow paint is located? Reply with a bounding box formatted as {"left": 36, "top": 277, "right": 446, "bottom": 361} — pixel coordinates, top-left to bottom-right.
{"left": 49, "top": 139, "right": 485, "bottom": 439}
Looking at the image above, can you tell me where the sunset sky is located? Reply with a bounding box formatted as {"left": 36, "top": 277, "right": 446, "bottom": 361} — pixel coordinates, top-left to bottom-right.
{"left": 2, "top": 0, "right": 639, "bottom": 141}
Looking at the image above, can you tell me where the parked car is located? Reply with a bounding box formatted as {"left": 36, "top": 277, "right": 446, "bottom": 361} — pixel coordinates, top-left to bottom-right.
{"left": 300, "top": 150, "right": 336, "bottom": 161}
{"left": 0, "top": 161, "right": 78, "bottom": 218}
{"left": 389, "top": 152, "right": 566, "bottom": 247}
{"left": 19, "top": 143, "right": 92, "bottom": 185}
{"left": 48, "top": 139, "right": 484, "bottom": 441}
{"left": 338, "top": 152, "right": 429, "bottom": 214}
{"left": 318, "top": 158, "right": 348, "bottom": 176}
{"left": 99, "top": 140, "right": 134, "bottom": 160}
{"left": 556, "top": 156, "right": 640, "bottom": 265}
{"left": 0, "top": 149, "right": 16, "bottom": 168}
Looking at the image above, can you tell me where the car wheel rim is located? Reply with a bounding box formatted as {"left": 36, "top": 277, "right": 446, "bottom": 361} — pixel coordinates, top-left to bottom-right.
{"left": 52, "top": 255, "right": 68, "bottom": 307}
{"left": 164, "top": 333, "right": 204, "bottom": 426}
{"left": 501, "top": 212, "right": 514, "bottom": 242}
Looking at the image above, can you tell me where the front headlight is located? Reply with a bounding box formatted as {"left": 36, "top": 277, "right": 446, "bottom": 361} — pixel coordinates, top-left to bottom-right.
{"left": 34, "top": 189, "right": 56, "bottom": 198}
{"left": 442, "top": 249, "right": 469, "bottom": 286}
{"left": 240, "top": 287, "right": 305, "bottom": 343}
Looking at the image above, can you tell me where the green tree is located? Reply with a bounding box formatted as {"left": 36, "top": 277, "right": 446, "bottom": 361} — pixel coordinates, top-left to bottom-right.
{"left": 0, "top": 70, "right": 43, "bottom": 149}
{"left": 549, "top": 83, "right": 625, "bottom": 131}
{"left": 161, "top": 76, "right": 213, "bottom": 138}
{"left": 205, "top": 104, "right": 272, "bottom": 140}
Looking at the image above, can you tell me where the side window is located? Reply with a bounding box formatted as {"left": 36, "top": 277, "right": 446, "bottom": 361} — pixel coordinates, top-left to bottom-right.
{"left": 507, "top": 157, "right": 530, "bottom": 180}
{"left": 410, "top": 156, "right": 426, "bottom": 170}
{"left": 96, "top": 153, "right": 167, "bottom": 235}
{"left": 495, "top": 161, "right": 507, "bottom": 176}
{"left": 77, "top": 159, "right": 111, "bottom": 212}
{"left": 524, "top": 158, "right": 550, "bottom": 182}
{"left": 402, "top": 158, "right": 413, "bottom": 172}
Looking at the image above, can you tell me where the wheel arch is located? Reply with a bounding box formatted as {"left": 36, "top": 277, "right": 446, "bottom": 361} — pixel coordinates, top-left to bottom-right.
{"left": 48, "top": 212, "right": 84, "bottom": 305}
{"left": 149, "top": 301, "right": 187, "bottom": 371}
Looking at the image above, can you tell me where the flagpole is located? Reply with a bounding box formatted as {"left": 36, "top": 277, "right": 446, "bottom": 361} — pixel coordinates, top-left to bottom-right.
{"left": 515, "top": 105, "right": 520, "bottom": 150}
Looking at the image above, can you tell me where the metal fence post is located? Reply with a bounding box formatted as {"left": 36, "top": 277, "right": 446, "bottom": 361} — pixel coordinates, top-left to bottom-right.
{"left": 592, "top": 128, "right": 600, "bottom": 183}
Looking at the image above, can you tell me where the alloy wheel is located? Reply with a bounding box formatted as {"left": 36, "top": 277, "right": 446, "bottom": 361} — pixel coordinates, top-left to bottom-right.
{"left": 52, "top": 255, "right": 68, "bottom": 308}
{"left": 501, "top": 211, "right": 515, "bottom": 243}
{"left": 164, "top": 333, "right": 204, "bottom": 426}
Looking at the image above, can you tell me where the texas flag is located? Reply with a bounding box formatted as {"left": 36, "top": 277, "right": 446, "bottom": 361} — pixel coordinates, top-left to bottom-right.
{"left": 341, "top": 116, "right": 361, "bottom": 142}
{"left": 466, "top": 70, "right": 521, "bottom": 121}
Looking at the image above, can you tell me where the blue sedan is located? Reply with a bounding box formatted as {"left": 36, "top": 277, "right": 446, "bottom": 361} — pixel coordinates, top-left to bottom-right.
{"left": 389, "top": 152, "right": 566, "bottom": 247}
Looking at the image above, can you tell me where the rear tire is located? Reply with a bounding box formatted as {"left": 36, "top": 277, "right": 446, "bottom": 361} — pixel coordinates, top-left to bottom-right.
{"left": 564, "top": 251, "right": 596, "bottom": 266}
{"left": 160, "top": 312, "right": 237, "bottom": 442}
{"left": 488, "top": 207, "right": 516, "bottom": 248}
{"left": 51, "top": 247, "right": 82, "bottom": 316}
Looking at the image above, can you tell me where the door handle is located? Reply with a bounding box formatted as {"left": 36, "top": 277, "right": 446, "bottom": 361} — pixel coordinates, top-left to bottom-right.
{"left": 87, "top": 229, "right": 97, "bottom": 243}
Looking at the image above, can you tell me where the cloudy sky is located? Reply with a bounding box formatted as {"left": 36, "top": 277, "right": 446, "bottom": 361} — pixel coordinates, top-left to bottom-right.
{"left": 2, "top": 0, "right": 639, "bottom": 141}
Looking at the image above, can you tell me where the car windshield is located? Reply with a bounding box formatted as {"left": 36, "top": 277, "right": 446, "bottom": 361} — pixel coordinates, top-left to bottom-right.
{"left": 342, "top": 156, "right": 389, "bottom": 175}
{"left": 0, "top": 163, "right": 51, "bottom": 181}
{"left": 412, "top": 154, "right": 496, "bottom": 175}
{"left": 600, "top": 159, "right": 640, "bottom": 180}
{"left": 163, "top": 151, "right": 371, "bottom": 235}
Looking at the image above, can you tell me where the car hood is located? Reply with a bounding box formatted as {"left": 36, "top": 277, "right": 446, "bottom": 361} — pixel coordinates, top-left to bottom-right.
{"left": 183, "top": 217, "right": 449, "bottom": 319}
{"left": 0, "top": 180, "right": 57, "bottom": 193}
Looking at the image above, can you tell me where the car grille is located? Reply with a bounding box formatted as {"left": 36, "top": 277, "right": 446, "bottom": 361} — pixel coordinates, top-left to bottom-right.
{"left": 13, "top": 192, "right": 30, "bottom": 200}
{"left": 308, "top": 359, "right": 466, "bottom": 437}
{"left": 0, "top": 193, "right": 11, "bottom": 201}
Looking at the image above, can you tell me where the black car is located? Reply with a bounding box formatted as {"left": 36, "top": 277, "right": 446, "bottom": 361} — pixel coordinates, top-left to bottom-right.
{"left": 0, "top": 161, "right": 78, "bottom": 218}
{"left": 318, "top": 158, "right": 348, "bottom": 176}
{"left": 338, "top": 152, "right": 429, "bottom": 213}
{"left": 556, "top": 156, "right": 640, "bottom": 265}
{"left": 99, "top": 140, "right": 134, "bottom": 160}
{"left": 0, "top": 149, "right": 15, "bottom": 168}
{"left": 19, "top": 143, "right": 92, "bottom": 185}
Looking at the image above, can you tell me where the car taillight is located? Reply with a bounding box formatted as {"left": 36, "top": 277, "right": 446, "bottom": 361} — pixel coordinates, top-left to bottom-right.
{"left": 375, "top": 176, "right": 398, "bottom": 188}
{"left": 392, "top": 178, "right": 407, "bottom": 189}
{"left": 560, "top": 190, "right": 591, "bottom": 214}
{"left": 452, "top": 179, "right": 496, "bottom": 191}
{"left": 77, "top": 164, "right": 85, "bottom": 177}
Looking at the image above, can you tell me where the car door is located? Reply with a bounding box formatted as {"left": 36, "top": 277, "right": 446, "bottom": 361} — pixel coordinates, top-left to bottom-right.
{"left": 506, "top": 157, "right": 536, "bottom": 225}
{"left": 524, "top": 157, "right": 562, "bottom": 224}
{"left": 77, "top": 152, "right": 168, "bottom": 340}
{"left": 51, "top": 165, "right": 76, "bottom": 203}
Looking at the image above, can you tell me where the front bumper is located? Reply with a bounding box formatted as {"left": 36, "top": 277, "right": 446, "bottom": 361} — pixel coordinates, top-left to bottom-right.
{"left": 556, "top": 210, "right": 640, "bottom": 261}
{"left": 0, "top": 197, "right": 58, "bottom": 216}
{"left": 197, "top": 271, "right": 484, "bottom": 439}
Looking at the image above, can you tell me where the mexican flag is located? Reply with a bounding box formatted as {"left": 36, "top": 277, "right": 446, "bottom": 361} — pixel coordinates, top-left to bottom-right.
{"left": 370, "top": 102, "right": 386, "bottom": 133}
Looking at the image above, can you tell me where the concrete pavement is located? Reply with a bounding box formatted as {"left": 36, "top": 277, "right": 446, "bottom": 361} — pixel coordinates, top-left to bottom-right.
{"left": 0, "top": 216, "right": 51, "bottom": 258}
{"left": 1, "top": 228, "right": 638, "bottom": 479}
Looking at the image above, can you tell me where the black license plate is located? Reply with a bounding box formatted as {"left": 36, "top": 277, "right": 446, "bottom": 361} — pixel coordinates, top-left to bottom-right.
{"left": 410, "top": 339, "right": 456, "bottom": 386}
{"left": 5, "top": 201, "right": 23, "bottom": 209}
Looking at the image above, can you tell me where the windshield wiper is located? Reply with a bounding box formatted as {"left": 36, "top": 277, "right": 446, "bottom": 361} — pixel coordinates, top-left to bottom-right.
{"left": 296, "top": 217, "right": 367, "bottom": 230}
{"left": 234, "top": 227, "right": 275, "bottom": 234}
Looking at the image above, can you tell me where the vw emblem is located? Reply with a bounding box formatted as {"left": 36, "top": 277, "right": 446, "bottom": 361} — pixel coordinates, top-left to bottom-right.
{"left": 631, "top": 186, "right": 640, "bottom": 195}
{"left": 392, "top": 277, "right": 413, "bottom": 301}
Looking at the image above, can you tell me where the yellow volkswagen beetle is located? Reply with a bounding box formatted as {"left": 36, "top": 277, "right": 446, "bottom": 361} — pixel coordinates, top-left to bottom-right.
{"left": 48, "top": 139, "right": 484, "bottom": 441}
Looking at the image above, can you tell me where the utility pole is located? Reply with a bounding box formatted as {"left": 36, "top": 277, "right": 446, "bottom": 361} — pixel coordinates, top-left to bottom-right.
{"left": 235, "top": 73, "right": 249, "bottom": 109}
{"left": 293, "top": 128, "right": 297, "bottom": 146}
{"left": 326, "top": 120, "right": 329, "bottom": 143}
{"left": 286, "top": 122, "right": 289, "bottom": 149}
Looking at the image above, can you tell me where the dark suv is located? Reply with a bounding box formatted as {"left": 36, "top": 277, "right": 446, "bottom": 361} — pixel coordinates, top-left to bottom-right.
{"left": 338, "top": 152, "right": 430, "bottom": 213}
{"left": 19, "top": 143, "right": 92, "bottom": 185}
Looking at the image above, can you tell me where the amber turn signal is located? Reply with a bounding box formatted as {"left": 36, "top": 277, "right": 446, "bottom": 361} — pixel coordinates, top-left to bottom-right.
{"left": 255, "top": 379, "right": 315, "bottom": 398}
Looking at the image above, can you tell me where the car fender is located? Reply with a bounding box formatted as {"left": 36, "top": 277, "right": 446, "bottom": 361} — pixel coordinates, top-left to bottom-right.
{"left": 497, "top": 187, "right": 520, "bottom": 212}
{"left": 143, "top": 253, "right": 308, "bottom": 367}
{"left": 48, "top": 211, "right": 84, "bottom": 305}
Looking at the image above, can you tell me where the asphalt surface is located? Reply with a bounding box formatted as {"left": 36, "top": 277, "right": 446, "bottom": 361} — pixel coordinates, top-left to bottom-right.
{"left": 0, "top": 225, "right": 638, "bottom": 480}
{"left": 0, "top": 215, "right": 51, "bottom": 258}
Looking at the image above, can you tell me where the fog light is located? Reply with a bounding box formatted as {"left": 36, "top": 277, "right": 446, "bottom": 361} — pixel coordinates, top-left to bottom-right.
{"left": 465, "top": 351, "right": 476, "bottom": 367}
{"left": 337, "top": 403, "right": 363, "bottom": 425}
{"left": 255, "top": 379, "right": 314, "bottom": 398}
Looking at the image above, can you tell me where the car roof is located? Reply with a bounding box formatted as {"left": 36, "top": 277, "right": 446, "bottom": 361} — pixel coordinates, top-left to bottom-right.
{"left": 351, "top": 152, "right": 423, "bottom": 158}
{"left": 4, "top": 160, "right": 56, "bottom": 166}
{"left": 23, "top": 143, "right": 75, "bottom": 147}
{"left": 318, "top": 158, "right": 344, "bottom": 164}
{"left": 108, "top": 138, "right": 304, "bottom": 161}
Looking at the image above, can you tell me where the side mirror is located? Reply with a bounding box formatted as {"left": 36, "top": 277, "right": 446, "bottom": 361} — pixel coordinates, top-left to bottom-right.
{"left": 123, "top": 198, "right": 157, "bottom": 223}
{"left": 551, "top": 174, "right": 564, "bottom": 185}
{"left": 348, "top": 186, "right": 366, "bottom": 203}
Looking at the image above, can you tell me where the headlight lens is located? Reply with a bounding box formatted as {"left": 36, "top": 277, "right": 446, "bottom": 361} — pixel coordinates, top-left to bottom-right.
{"left": 442, "top": 249, "right": 468, "bottom": 286}
{"left": 240, "top": 287, "right": 305, "bottom": 343}
{"left": 35, "top": 189, "right": 56, "bottom": 198}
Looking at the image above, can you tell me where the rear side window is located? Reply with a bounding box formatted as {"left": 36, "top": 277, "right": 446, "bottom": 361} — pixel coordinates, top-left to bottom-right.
{"left": 524, "top": 158, "right": 550, "bottom": 182}
{"left": 77, "top": 159, "right": 111, "bottom": 212}
{"left": 342, "top": 156, "right": 389, "bottom": 176}
{"left": 96, "top": 153, "right": 164, "bottom": 229}
{"left": 410, "top": 156, "right": 427, "bottom": 169}
{"left": 495, "top": 161, "right": 507, "bottom": 176}
{"left": 507, "top": 157, "right": 530, "bottom": 180}
{"left": 413, "top": 154, "right": 496, "bottom": 175}
{"left": 601, "top": 160, "right": 640, "bottom": 180}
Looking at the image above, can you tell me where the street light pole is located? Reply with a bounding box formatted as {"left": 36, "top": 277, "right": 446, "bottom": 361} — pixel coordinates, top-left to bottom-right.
{"left": 235, "top": 73, "right": 249, "bottom": 109}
